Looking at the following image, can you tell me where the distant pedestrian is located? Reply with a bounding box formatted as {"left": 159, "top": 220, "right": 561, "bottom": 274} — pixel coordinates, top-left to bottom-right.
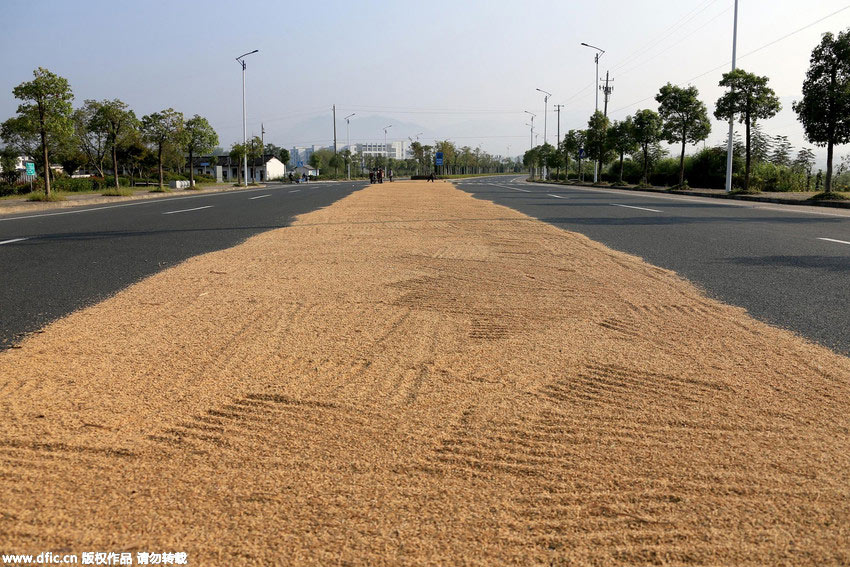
{"left": 369, "top": 170, "right": 375, "bottom": 184}
{"left": 429, "top": 172, "right": 436, "bottom": 182}
{"left": 388, "top": 169, "right": 394, "bottom": 182}
{"left": 378, "top": 168, "right": 384, "bottom": 184}
{"left": 288, "top": 172, "right": 294, "bottom": 184}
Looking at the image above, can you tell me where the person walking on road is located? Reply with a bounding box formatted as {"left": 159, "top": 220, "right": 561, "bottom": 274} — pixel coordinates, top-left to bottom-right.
{"left": 288, "top": 172, "right": 294, "bottom": 184}
{"left": 388, "top": 169, "right": 393, "bottom": 182}
{"left": 378, "top": 168, "right": 384, "bottom": 184}
{"left": 369, "top": 170, "right": 375, "bottom": 184}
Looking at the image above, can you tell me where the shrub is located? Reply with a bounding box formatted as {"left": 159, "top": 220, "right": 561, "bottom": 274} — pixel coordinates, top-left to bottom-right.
{"left": 27, "top": 191, "right": 65, "bottom": 201}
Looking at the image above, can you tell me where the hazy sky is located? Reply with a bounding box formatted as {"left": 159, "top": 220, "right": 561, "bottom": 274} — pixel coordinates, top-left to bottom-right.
{"left": 2, "top": 0, "right": 849, "bottom": 162}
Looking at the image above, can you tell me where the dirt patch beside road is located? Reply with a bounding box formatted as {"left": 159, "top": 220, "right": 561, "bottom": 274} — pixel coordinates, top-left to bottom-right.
{"left": 1, "top": 180, "right": 848, "bottom": 565}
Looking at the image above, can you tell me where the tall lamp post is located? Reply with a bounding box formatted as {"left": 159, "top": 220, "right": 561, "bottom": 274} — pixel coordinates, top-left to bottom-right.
{"left": 536, "top": 88, "right": 552, "bottom": 178}
{"left": 236, "top": 49, "right": 258, "bottom": 187}
{"left": 724, "top": 0, "right": 739, "bottom": 193}
{"left": 536, "top": 88, "right": 552, "bottom": 145}
{"left": 524, "top": 111, "right": 536, "bottom": 150}
{"left": 344, "top": 113, "right": 355, "bottom": 180}
{"left": 383, "top": 124, "right": 392, "bottom": 172}
{"left": 581, "top": 42, "right": 604, "bottom": 182}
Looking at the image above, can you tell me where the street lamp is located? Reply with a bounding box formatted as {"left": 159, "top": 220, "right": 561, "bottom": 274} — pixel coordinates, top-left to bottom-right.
{"left": 524, "top": 111, "right": 536, "bottom": 150}
{"left": 235, "top": 49, "right": 258, "bottom": 187}
{"left": 536, "top": 88, "right": 552, "bottom": 145}
{"left": 581, "top": 42, "right": 604, "bottom": 182}
{"left": 344, "top": 113, "right": 355, "bottom": 180}
{"left": 383, "top": 124, "right": 392, "bottom": 173}
{"left": 724, "top": 0, "right": 739, "bottom": 193}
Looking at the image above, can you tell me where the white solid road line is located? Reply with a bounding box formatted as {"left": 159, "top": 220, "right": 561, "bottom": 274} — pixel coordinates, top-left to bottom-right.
{"left": 508, "top": 187, "right": 531, "bottom": 192}
{"left": 249, "top": 194, "right": 271, "bottom": 200}
{"left": 0, "top": 237, "right": 27, "bottom": 245}
{"left": 289, "top": 190, "right": 300, "bottom": 193}
{"left": 612, "top": 203, "right": 662, "bottom": 213}
{"left": 547, "top": 194, "right": 568, "bottom": 199}
{"left": 818, "top": 237, "right": 850, "bottom": 245}
{"left": 162, "top": 205, "right": 213, "bottom": 215}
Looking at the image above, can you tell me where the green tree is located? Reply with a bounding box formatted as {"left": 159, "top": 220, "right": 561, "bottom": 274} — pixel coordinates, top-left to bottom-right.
{"left": 562, "top": 130, "right": 584, "bottom": 180}
{"left": 230, "top": 142, "right": 246, "bottom": 183}
{"left": 184, "top": 115, "right": 218, "bottom": 188}
{"left": 2, "top": 67, "right": 74, "bottom": 196}
{"left": 522, "top": 146, "right": 540, "bottom": 178}
{"left": 656, "top": 83, "right": 711, "bottom": 188}
{"left": 278, "top": 148, "right": 290, "bottom": 167}
{"left": 771, "top": 135, "right": 793, "bottom": 166}
{"left": 73, "top": 100, "right": 109, "bottom": 177}
{"left": 632, "top": 109, "right": 663, "bottom": 184}
{"left": 99, "top": 100, "right": 137, "bottom": 189}
{"left": 1, "top": 146, "right": 19, "bottom": 185}
{"left": 793, "top": 29, "right": 850, "bottom": 193}
{"left": 715, "top": 69, "right": 781, "bottom": 191}
{"left": 141, "top": 108, "right": 184, "bottom": 190}
{"left": 308, "top": 151, "right": 323, "bottom": 172}
{"left": 585, "top": 111, "right": 611, "bottom": 180}
{"left": 607, "top": 117, "right": 639, "bottom": 183}
{"left": 793, "top": 147, "right": 817, "bottom": 189}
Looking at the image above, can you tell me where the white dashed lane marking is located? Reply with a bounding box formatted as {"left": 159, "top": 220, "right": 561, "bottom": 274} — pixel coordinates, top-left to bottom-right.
{"left": 818, "top": 237, "right": 850, "bottom": 245}
{"left": 162, "top": 205, "right": 213, "bottom": 215}
{"left": 0, "top": 238, "right": 27, "bottom": 246}
{"left": 612, "top": 203, "right": 662, "bottom": 213}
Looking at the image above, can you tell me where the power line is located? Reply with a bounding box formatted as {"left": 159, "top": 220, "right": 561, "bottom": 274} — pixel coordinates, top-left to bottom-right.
{"left": 609, "top": 4, "right": 850, "bottom": 116}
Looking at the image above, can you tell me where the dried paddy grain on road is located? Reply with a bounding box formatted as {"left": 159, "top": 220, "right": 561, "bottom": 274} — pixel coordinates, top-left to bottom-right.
{"left": 1, "top": 180, "right": 849, "bottom": 566}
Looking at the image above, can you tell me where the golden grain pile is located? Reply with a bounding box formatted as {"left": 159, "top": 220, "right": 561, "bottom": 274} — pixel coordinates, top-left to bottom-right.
{"left": 1, "top": 181, "right": 848, "bottom": 566}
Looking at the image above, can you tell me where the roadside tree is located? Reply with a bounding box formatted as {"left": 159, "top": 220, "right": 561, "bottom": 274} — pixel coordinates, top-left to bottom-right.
{"left": 141, "top": 108, "right": 184, "bottom": 190}
{"left": 607, "top": 117, "right": 638, "bottom": 183}
{"left": 2, "top": 67, "right": 74, "bottom": 196}
{"left": 99, "top": 100, "right": 138, "bottom": 189}
{"left": 793, "top": 29, "right": 850, "bottom": 193}
{"left": 585, "top": 111, "right": 611, "bottom": 180}
{"left": 715, "top": 69, "right": 781, "bottom": 191}
{"left": 73, "top": 100, "right": 109, "bottom": 177}
{"left": 656, "top": 83, "right": 711, "bottom": 188}
{"left": 632, "top": 109, "right": 662, "bottom": 184}
{"left": 184, "top": 115, "right": 218, "bottom": 188}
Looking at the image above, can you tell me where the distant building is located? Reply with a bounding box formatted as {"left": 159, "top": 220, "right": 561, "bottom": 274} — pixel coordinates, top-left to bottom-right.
{"left": 289, "top": 145, "right": 328, "bottom": 168}
{"left": 189, "top": 155, "right": 286, "bottom": 183}
{"left": 348, "top": 141, "right": 404, "bottom": 160}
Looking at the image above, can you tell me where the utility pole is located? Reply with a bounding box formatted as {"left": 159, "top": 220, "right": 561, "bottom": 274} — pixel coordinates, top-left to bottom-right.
{"left": 724, "top": 0, "right": 739, "bottom": 193}
{"left": 601, "top": 72, "right": 613, "bottom": 117}
{"left": 332, "top": 105, "right": 338, "bottom": 155}
{"left": 554, "top": 104, "right": 564, "bottom": 181}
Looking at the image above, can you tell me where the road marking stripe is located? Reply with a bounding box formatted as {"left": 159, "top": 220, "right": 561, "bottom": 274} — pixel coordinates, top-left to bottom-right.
{"left": 612, "top": 203, "right": 662, "bottom": 213}
{"left": 547, "top": 194, "right": 568, "bottom": 199}
{"left": 818, "top": 237, "right": 850, "bottom": 245}
{"left": 509, "top": 187, "right": 531, "bottom": 192}
{"left": 249, "top": 194, "right": 271, "bottom": 200}
{"left": 289, "top": 190, "right": 300, "bottom": 193}
{"left": 0, "top": 237, "right": 27, "bottom": 245}
{"left": 162, "top": 205, "right": 213, "bottom": 215}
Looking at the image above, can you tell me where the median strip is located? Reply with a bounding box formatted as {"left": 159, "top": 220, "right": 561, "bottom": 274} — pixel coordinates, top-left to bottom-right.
{"left": 161, "top": 205, "right": 213, "bottom": 215}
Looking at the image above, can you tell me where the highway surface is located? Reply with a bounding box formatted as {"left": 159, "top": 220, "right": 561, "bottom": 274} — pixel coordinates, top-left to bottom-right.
{"left": 455, "top": 175, "right": 850, "bottom": 355}
{"left": 0, "top": 181, "right": 367, "bottom": 349}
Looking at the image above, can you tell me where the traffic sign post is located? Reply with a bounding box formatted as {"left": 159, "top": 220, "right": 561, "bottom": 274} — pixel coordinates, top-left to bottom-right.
{"left": 25, "top": 162, "right": 35, "bottom": 192}
{"left": 435, "top": 151, "right": 444, "bottom": 168}
{"left": 578, "top": 149, "right": 586, "bottom": 159}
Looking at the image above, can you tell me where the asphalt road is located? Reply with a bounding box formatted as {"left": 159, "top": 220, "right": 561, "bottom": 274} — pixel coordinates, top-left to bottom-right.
{"left": 455, "top": 175, "right": 850, "bottom": 355}
{"left": 0, "top": 181, "right": 368, "bottom": 349}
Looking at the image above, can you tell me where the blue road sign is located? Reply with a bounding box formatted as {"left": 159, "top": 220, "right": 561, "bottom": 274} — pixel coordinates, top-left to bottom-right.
{"left": 579, "top": 148, "right": 586, "bottom": 159}
{"left": 435, "top": 152, "right": 444, "bottom": 166}
{"left": 297, "top": 161, "right": 304, "bottom": 167}
{"left": 25, "top": 162, "right": 35, "bottom": 176}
